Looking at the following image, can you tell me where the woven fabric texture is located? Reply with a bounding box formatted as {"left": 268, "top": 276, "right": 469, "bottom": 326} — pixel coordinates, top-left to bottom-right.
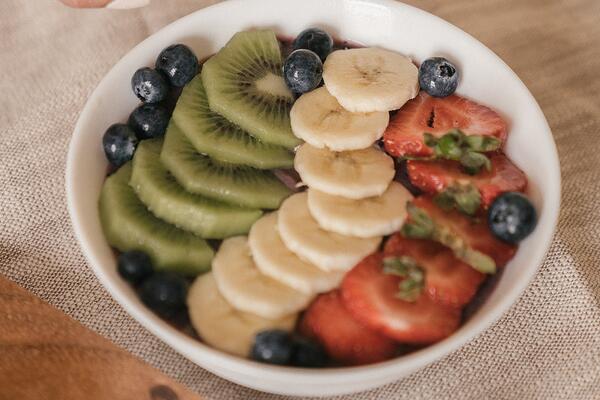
{"left": 1, "top": 0, "right": 599, "bottom": 398}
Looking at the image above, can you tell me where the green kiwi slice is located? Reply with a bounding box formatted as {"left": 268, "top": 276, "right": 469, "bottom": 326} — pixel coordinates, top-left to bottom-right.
{"left": 160, "top": 122, "right": 291, "bottom": 209}
{"left": 173, "top": 74, "right": 294, "bottom": 169}
{"left": 201, "top": 30, "right": 301, "bottom": 149}
{"left": 130, "top": 138, "right": 263, "bottom": 239}
{"left": 99, "top": 163, "right": 213, "bottom": 276}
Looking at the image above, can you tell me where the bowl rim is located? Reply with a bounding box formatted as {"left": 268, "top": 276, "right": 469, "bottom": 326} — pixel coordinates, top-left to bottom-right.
{"left": 65, "top": 0, "right": 561, "bottom": 390}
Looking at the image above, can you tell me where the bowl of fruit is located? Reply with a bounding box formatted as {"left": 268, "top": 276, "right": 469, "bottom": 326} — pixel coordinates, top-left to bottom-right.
{"left": 66, "top": 0, "right": 560, "bottom": 396}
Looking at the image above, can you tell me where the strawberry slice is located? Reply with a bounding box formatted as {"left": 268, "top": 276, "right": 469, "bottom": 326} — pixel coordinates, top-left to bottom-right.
{"left": 407, "top": 153, "right": 527, "bottom": 208}
{"left": 299, "top": 290, "right": 397, "bottom": 365}
{"left": 341, "top": 253, "right": 461, "bottom": 344}
{"left": 383, "top": 92, "right": 508, "bottom": 157}
{"left": 384, "top": 235, "right": 485, "bottom": 307}
{"left": 406, "top": 197, "right": 517, "bottom": 270}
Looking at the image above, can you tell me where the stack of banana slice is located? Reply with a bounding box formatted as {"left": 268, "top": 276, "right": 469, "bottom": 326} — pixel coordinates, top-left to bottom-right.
{"left": 187, "top": 47, "right": 419, "bottom": 358}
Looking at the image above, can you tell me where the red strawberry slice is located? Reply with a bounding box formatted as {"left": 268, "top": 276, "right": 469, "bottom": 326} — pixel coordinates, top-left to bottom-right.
{"left": 341, "top": 253, "right": 461, "bottom": 344}
{"left": 407, "top": 153, "right": 527, "bottom": 208}
{"left": 411, "top": 197, "right": 516, "bottom": 268}
{"left": 383, "top": 92, "right": 508, "bottom": 157}
{"left": 299, "top": 290, "right": 397, "bottom": 365}
{"left": 383, "top": 235, "right": 485, "bottom": 307}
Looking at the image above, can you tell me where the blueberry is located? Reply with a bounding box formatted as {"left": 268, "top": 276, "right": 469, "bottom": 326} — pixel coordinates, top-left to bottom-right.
{"left": 283, "top": 49, "right": 323, "bottom": 94}
{"left": 155, "top": 44, "right": 199, "bottom": 87}
{"left": 250, "top": 330, "right": 294, "bottom": 365}
{"left": 128, "top": 103, "right": 170, "bottom": 140}
{"left": 117, "top": 250, "right": 153, "bottom": 286}
{"left": 292, "top": 28, "right": 334, "bottom": 62}
{"left": 102, "top": 123, "right": 138, "bottom": 167}
{"left": 140, "top": 272, "right": 188, "bottom": 319}
{"left": 131, "top": 67, "right": 169, "bottom": 103}
{"left": 291, "top": 336, "right": 327, "bottom": 368}
{"left": 488, "top": 192, "right": 537, "bottom": 244}
{"left": 418, "top": 57, "right": 459, "bottom": 98}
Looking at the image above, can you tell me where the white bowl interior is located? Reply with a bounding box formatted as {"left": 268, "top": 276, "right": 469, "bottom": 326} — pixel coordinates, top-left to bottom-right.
{"left": 66, "top": 0, "right": 560, "bottom": 396}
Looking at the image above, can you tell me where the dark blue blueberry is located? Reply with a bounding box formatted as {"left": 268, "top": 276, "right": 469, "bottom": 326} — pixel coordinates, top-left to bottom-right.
{"left": 488, "top": 192, "right": 537, "bottom": 244}
{"left": 283, "top": 49, "right": 323, "bottom": 94}
{"left": 128, "top": 103, "right": 170, "bottom": 140}
{"left": 131, "top": 67, "right": 169, "bottom": 103}
{"left": 117, "top": 250, "right": 153, "bottom": 286}
{"left": 250, "top": 330, "right": 294, "bottom": 365}
{"left": 418, "top": 57, "right": 459, "bottom": 98}
{"left": 291, "top": 336, "right": 327, "bottom": 368}
{"left": 102, "top": 123, "right": 138, "bottom": 167}
{"left": 292, "top": 28, "right": 334, "bottom": 62}
{"left": 155, "top": 44, "right": 199, "bottom": 87}
{"left": 140, "top": 272, "right": 188, "bottom": 319}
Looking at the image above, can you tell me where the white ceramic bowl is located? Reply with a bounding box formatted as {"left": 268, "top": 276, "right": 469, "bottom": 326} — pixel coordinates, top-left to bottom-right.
{"left": 66, "top": 0, "right": 560, "bottom": 396}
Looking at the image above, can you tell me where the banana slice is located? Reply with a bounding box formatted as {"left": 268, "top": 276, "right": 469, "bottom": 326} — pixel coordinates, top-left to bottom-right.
{"left": 187, "top": 273, "right": 297, "bottom": 357}
{"left": 290, "top": 87, "right": 389, "bottom": 151}
{"left": 249, "top": 212, "right": 345, "bottom": 294}
{"left": 294, "top": 143, "right": 395, "bottom": 199}
{"left": 278, "top": 193, "right": 382, "bottom": 272}
{"left": 212, "top": 236, "right": 312, "bottom": 319}
{"left": 323, "top": 48, "right": 419, "bottom": 112}
{"left": 307, "top": 182, "right": 413, "bottom": 238}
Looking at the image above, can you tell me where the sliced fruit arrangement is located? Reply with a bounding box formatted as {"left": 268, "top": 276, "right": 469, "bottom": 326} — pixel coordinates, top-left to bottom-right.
{"left": 99, "top": 34, "right": 311, "bottom": 355}
{"left": 406, "top": 153, "right": 527, "bottom": 211}
{"left": 100, "top": 34, "right": 293, "bottom": 252}
{"left": 160, "top": 122, "right": 290, "bottom": 209}
{"left": 285, "top": 50, "right": 536, "bottom": 365}
{"left": 130, "top": 138, "right": 263, "bottom": 238}
{"left": 249, "top": 212, "right": 344, "bottom": 295}
{"left": 341, "top": 253, "right": 461, "bottom": 344}
{"left": 278, "top": 192, "right": 382, "bottom": 272}
{"left": 383, "top": 235, "right": 485, "bottom": 307}
{"left": 212, "top": 236, "right": 312, "bottom": 319}
{"left": 99, "top": 164, "right": 214, "bottom": 276}
{"left": 173, "top": 75, "right": 294, "bottom": 169}
{"left": 401, "top": 196, "right": 517, "bottom": 273}
{"left": 383, "top": 92, "right": 508, "bottom": 158}
{"left": 98, "top": 28, "right": 539, "bottom": 369}
{"left": 257, "top": 38, "right": 425, "bottom": 366}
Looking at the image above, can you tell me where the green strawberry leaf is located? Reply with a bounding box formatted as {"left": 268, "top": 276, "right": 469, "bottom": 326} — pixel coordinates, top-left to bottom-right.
{"left": 434, "top": 182, "right": 482, "bottom": 216}
{"left": 417, "top": 130, "right": 497, "bottom": 176}
{"left": 464, "top": 135, "right": 501, "bottom": 152}
{"left": 400, "top": 202, "right": 435, "bottom": 239}
{"left": 432, "top": 225, "right": 497, "bottom": 274}
{"left": 383, "top": 256, "right": 425, "bottom": 302}
{"left": 460, "top": 151, "right": 491, "bottom": 175}
{"left": 436, "top": 133, "right": 463, "bottom": 160}
{"left": 400, "top": 203, "right": 497, "bottom": 274}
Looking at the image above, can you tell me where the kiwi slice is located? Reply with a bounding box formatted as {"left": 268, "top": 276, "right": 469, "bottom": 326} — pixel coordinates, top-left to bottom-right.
{"left": 201, "top": 30, "right": 301, "bottom": 149}
{"left": 99, "top": 163, "right": 213, "bottom": 276}
{"left": 160, "top": 122, "right": 291, "bottom": 209}
{"left": 173, "top": 75, "right": 294, "bottom": 169}
{"left": 130, "top": 139, "right": 263, "bottom": 239}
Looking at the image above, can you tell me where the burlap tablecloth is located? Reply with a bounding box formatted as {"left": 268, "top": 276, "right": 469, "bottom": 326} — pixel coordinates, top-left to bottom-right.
{"left": 2, "top": 0, "right": 599, "bottom": 398}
